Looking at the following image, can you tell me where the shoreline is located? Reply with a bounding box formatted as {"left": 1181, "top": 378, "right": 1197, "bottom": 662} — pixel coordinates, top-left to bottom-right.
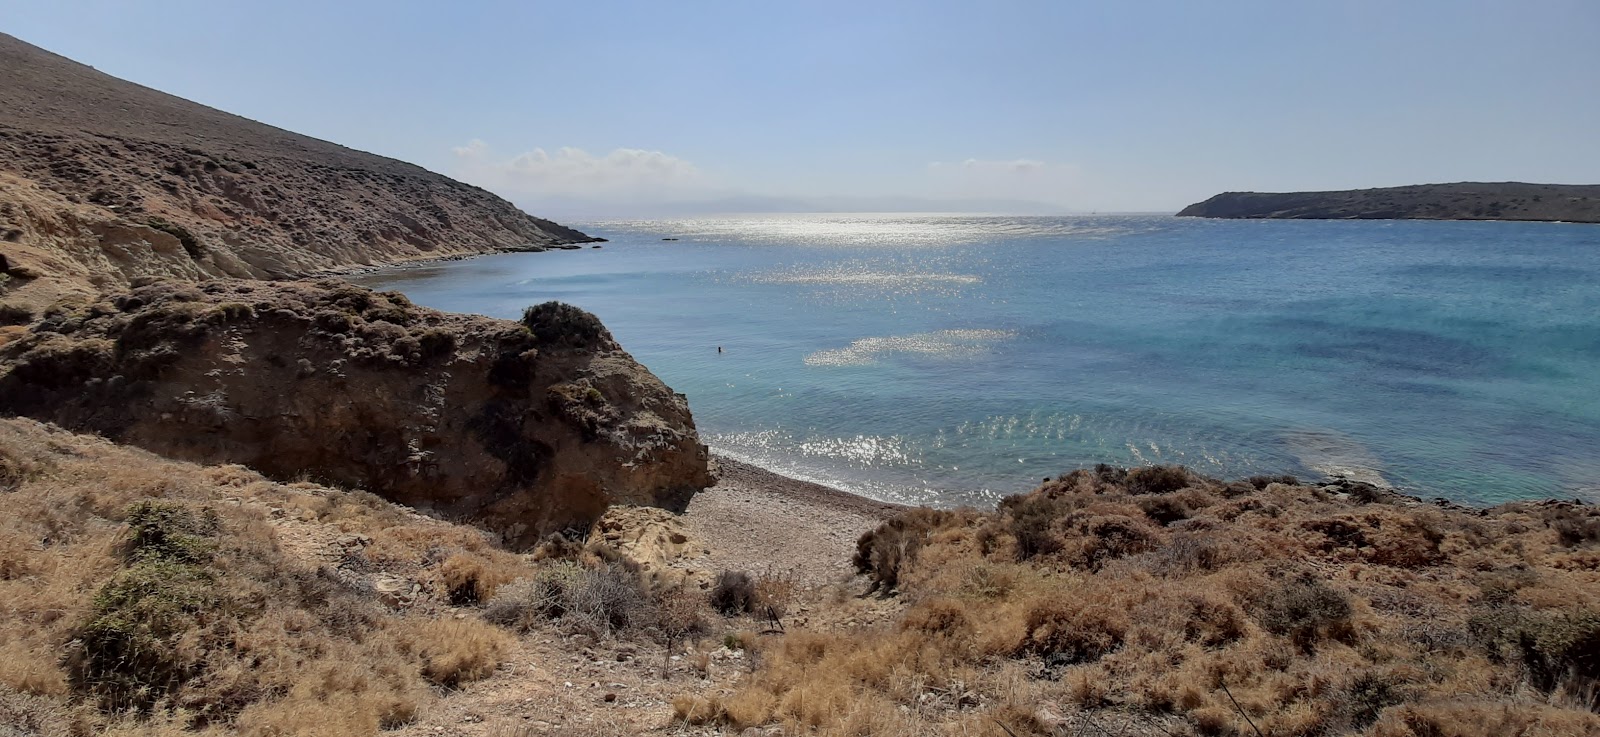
{"left": 680, "top": 455, "right": 908, "bottom": 588}
{"left": 708, "top": 454, "right": 909, "bottom": 516}
{"left": 312, "top": 238, "right": 607, "bottom": 279}
{"left": 314, "top": 239, "right": 1593, "bottom": 514}
{"left": 705, "top": 451, "right": 1510, "bottom": 520}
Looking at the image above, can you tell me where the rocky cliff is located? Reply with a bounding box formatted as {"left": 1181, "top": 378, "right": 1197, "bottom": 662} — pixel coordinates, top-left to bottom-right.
{"left": 0, "top": 33, "right": 596, "bottom": 318}
{"left": 1178, "top": 182, "right": 1600, "bottom": 223}
{"left": 0, "top": 279, "right": 712, "bottom": 545}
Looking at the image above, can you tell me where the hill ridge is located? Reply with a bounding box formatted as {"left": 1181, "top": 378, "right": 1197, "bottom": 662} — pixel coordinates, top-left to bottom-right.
{"left": 0, "top": 32, "right": 594, "bottom": 316}
{"left": 1178, "top": 181, "right": 1600, "bottom": 223}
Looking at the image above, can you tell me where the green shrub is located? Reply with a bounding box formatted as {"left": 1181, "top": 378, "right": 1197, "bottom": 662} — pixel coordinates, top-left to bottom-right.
{"left": 72, "top": 502, "right": 225, "bottom": 710}
{"left": 72, "top": 559, "right": 221, "bottom": 711}
{"left": 1002, "top": 493, "right": 1065, "bottom": 560}
{"left": 312, "top": 309, "right": 353, "bottom": 334}
{"left": 710, "top": 570, "right": 756, "bottom": 616}
{"left": 1244, "top": 474, "right": 1299, "bottom": 489}
{"left": 1256, "top": 577, "right": 1354, "bottom": 652}
{"left": 1470, "top": 608, "right": 1600, "bottom": 693}
{"left": 853, "top": 508, "right": 970, "bottom": 594}
{"left": 5, "top": 336, "right": 114, "bottom": 389}
{"left": 211, "top": 302, "right": 255, "bottom": 322}
{"left": 123, "top": 501, "right": 219, "bottom": 564}
{"left": 521, "top": 301, "right": 609, "bottom": 348}
{"left": 416, "top": 328, "right": 456, "bottom": 358}
{"left": 1124, "top": 465, "right": 1192, "bottom": 495}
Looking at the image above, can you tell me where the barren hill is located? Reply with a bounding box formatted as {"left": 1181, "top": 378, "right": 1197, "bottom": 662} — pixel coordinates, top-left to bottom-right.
{"left": 1178, "top": 182, "right": 1600, "bottom": 223}
{"left": 0, "top": 33, "right": 594, "bottom": 317}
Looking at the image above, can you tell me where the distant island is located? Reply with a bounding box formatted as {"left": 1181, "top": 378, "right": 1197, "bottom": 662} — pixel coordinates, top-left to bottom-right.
{"left": 1178, "top": 182, "right": 1600, "bottom": 223}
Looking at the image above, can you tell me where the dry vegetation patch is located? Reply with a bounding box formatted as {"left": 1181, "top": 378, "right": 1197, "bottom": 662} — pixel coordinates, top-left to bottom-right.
{"left": 0, "top": 418, "right": 530, "bottom": 735}
{"left": 702, "top": 467, "right": 1600, "bottom": 736}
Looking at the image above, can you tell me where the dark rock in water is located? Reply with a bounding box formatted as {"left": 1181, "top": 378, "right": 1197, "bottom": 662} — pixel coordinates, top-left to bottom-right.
{"left": 591, "top": 245, "right": 603, "bottom": 249}
{"left": 662, "top": 237, "right": 679, "bottom": 241}
{"left": 1178, "top": 182, "right": 1600, "bottom": 223}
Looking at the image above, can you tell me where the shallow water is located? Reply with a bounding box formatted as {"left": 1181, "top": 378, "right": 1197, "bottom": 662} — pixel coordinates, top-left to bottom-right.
{"left": 354, "top": 214, "right": 1600, "bottom": 507}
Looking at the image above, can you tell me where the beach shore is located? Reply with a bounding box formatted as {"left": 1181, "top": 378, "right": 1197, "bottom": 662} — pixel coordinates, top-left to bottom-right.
{"left": 682, "top": 455, "right": 907, "bottom": 587}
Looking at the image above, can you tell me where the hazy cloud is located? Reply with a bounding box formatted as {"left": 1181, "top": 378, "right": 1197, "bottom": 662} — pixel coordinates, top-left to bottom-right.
{"left": 924, "top": 157, "right": 1080, "bottom": 207}
{"left": 451, "top": 140, "right": 708, "bottom": 200}
{"left": 928, "top": 158, "right": 1047, "bottom": 173}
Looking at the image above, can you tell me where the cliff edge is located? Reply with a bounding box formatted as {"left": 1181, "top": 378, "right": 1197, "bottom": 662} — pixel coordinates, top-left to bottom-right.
{"left": 1178, "top": 182, "right": 1600, "bottom": 223}
{"left": 0, "top": 279, "right": 712, "bottom": 544}
{"left": 0, "top": 32, "right": 595, "bottom": 317}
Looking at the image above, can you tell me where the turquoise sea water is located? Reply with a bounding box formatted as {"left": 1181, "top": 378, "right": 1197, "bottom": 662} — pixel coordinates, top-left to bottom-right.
{"left": 354, "top": 214, "right": 1600, "bottom": 507}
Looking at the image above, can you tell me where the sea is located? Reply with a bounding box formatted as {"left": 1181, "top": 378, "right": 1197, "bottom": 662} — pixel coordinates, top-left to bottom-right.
{"left": 352, "top": 214, "right": 1600, "bottom": 508}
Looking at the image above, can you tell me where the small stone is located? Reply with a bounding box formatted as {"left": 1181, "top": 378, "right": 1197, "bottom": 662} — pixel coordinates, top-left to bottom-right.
{"left": 603, "top": 692, "right": 617, "bottom": 703}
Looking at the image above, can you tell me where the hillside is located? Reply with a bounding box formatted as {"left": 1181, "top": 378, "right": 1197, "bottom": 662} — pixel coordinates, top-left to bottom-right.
{"left": 1178, "top": 182, "right": 1600, "bottom": 223}
{"left": 0, "top": 33, "right": 595, "bottom": 318}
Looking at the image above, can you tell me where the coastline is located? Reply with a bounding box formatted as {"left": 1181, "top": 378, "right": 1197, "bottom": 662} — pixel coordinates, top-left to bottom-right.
{"left": 311, "top": 238, "right": 607, "bottom": 279}
{"left": 681, "top": 455, "right": 907, "bottom": 587}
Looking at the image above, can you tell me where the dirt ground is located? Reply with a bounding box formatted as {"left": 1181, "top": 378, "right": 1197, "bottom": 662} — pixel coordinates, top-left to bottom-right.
{"left": 387, "top": 456, "right": 907, "bottom": 737}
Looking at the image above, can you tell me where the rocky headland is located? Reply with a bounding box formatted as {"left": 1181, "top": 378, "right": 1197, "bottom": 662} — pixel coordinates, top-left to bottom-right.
{"left": 1178, "top": 182, "right": 1600, "bottom": 223}
{"left": 0, "top": 32, "right": 597, "bottom": 318}
{"left": 0, "top": 279, "right": 710, "bottom": 544}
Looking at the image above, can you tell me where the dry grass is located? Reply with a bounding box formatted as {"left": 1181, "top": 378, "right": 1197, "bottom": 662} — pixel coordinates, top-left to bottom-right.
{"left": 705, "top": 467, "right": 1600, "bottom": 736}
{"left": 0, "top": 418, "right": 522, "bottom": 735}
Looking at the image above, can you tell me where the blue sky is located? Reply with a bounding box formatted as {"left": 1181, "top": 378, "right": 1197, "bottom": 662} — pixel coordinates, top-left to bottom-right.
{"left": 6, "top": 1, "right": 1598, "bottom": 215}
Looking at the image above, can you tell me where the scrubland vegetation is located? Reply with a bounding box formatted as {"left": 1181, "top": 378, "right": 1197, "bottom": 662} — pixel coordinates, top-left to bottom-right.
{"left": 0, "top": 418, "right": 714, "bottom": 736}
{"left": 681, "top": 466, "right": 1600, "bottom": 736}
{"left": 5, "top": 408, "right": 1599, "bottom": 737}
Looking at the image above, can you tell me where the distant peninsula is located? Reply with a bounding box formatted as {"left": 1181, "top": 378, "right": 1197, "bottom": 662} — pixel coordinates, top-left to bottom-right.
{"left": 1178, "top": 182, "right": 1600, "bottom": 223}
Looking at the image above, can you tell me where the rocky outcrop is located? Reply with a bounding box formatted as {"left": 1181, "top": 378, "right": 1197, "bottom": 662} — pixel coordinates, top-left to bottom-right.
{"left": 0, "top": 280, "right": 712, "bottom": 544}
{"left": 0, "top": 33, "right": 596, "bottom": 315}
{"left": 1178, "top": 182, "right": 1600, "bottom": 223}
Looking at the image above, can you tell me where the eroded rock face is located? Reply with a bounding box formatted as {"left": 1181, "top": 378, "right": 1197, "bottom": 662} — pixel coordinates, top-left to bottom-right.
{"left": 0, "top": 279, "right": 712, "bottom": 544}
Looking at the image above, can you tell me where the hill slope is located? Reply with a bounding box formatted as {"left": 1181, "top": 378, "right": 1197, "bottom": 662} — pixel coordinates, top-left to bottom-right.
{"left": 1178, "top": 182, "right": 1600, "bottom": 223}
{"left": 0, "top": 33, "right": 594, "bottom": 316}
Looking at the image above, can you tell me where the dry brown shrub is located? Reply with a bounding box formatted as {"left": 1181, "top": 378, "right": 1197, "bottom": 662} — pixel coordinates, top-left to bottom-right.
{"left": 1369, "top": 700, "right": 1600, "bottom": 737}
{"left": 1364, "top": 510, "right": 1448, "bottom": 567}
{"left": 401, "top": 617, "right": 511, "bottom": 688}
{"left": 1019, "top": 595, "right": 1128, "bottom": 663}
{"left": 0, "top": 418, "right": 543, "bottom": 735}
{"left": 440, "top": 551, "right": 519, "bottom": 605}
{"left": 853, "top": 507, "right": 973, "bottom": 593}
{"left": 1060, "top": 513, "right": 1159, "bottom": 570}
{"left": 721, "top": 464, "right": 1600, "bottom": 736}
{"left": 753, "top": 569, "right": 797, "bottom": 626}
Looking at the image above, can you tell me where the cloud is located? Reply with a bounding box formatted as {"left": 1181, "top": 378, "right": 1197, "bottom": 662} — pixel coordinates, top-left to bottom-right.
{"left": 927, "top": 158, "right": 1047, "bottom": 173}
{"left": 924, "top": 157, "right": 1080, "bottom": 206}
{"left": 450, "top": 140, "right": 708, "bottom": 201}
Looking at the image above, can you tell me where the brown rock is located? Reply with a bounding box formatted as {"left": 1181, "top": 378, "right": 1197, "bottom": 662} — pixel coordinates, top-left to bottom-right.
{"left": 0, "top": 279, "right": 711, "bottom": 543}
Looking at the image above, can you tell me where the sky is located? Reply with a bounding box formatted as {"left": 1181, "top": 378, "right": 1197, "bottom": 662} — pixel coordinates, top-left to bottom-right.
{"left": 5, "top": 0, "right": 1598, "bottom": 216}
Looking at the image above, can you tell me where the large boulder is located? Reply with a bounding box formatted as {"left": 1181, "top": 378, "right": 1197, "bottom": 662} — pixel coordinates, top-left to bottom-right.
{"left": 0, "top": 279, "right": 712, "bottom": 544}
